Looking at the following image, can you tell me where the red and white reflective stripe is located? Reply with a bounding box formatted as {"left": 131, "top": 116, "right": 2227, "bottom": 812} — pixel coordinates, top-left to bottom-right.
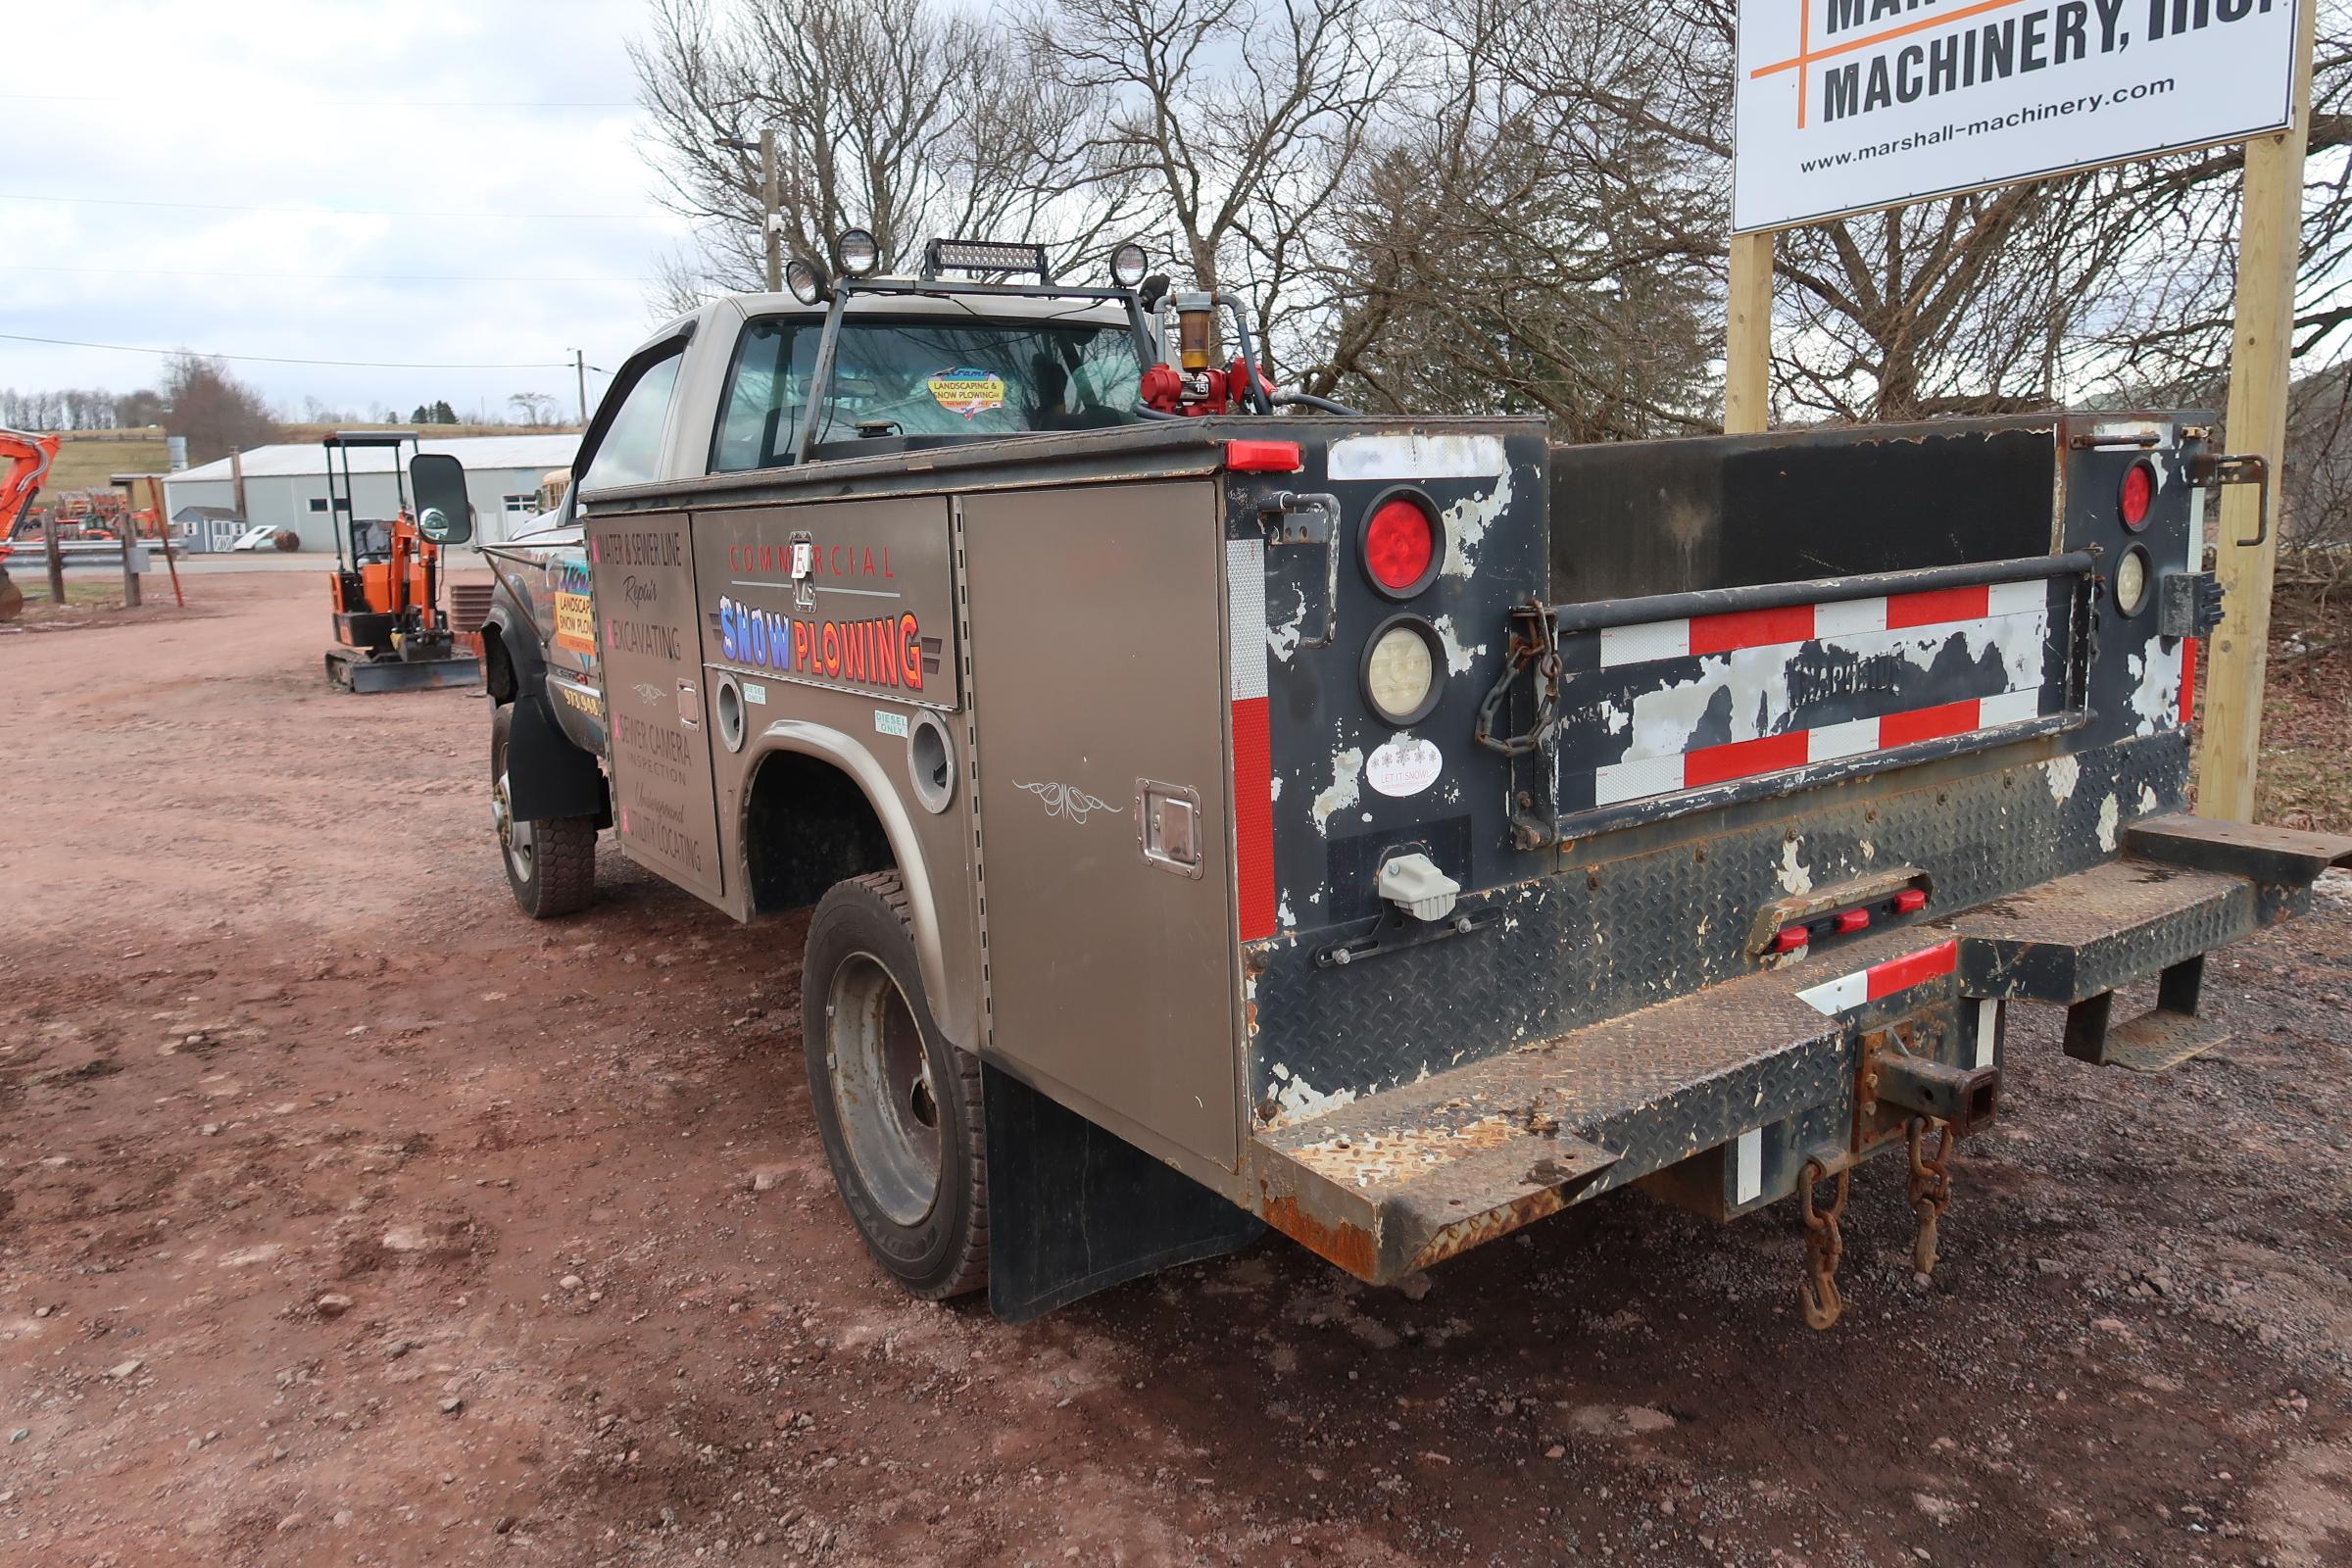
{"left": 1796, "top": 940, "right": 1958, "bottom": 1015}
{"left": 1592, "top": 687, "right": 2043, "bottom": 806}
{"left": 1596, "top": 580, "right": 2046, "bottom": 668}
{"left": 1227, "top": 539, "right": 1278, "bottom": 942}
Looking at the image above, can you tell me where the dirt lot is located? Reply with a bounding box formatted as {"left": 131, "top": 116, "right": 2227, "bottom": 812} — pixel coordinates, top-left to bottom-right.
{"left": 4, "top": 571, "right": 2352, "bottom": 1567}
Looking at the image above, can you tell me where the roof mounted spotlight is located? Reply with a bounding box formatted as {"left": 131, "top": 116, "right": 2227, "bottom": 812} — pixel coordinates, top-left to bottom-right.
{"left": 1109, "top": 241, "right": 1149, "bottom": 289}
{"left": 783, "top": 257, "right": 830, "bottom": 306}
{"left": 832, "top": 228, "right": 881, "bottom": 277}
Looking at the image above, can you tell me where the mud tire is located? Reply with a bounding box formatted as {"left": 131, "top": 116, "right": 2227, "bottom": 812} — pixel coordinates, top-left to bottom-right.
{"left": 803, "top": 871, "right": 989, "bottom": 1299}
{"left": 490, "top": 702, "right": 598, "bottom": 918}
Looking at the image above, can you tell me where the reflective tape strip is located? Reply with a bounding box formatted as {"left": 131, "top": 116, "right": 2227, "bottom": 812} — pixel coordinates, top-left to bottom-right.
{"left": 1867, "top": 940, "right": 1958, "bottom": 999}
{"left": 1593, "top": 752, "right": 1689, "bottom": 807}
{"left": 1812, "top": 597, "right": 1887, "bottom": 638}
{"left": 1227, "top": 539, "right": 1276, "bottom": 941}
{"left": 1734, "top": 1127, "right": 1763, "bottom": 1204}
{"left": 1226, "top": 538, "right": 1267, "bottom": 703}
{"left": 1589, "top": 688, "right": 2045, "bottom": 807}
{"left": 1597, "top": 618, "right": 1690, "bottom": 667}
{"left": 1798, "top": 940, "right": 1959, "bottom": 1016}
{"left": 1592, "top": 579, "right": 2052, "bottom": 669}
{"left": 1795, "top": 969, "right": 1869, "bottom": 1015}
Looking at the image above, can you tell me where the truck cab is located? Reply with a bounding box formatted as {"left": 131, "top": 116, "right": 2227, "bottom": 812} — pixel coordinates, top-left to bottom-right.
{"left": 412, "top": 231, "right": 2352, "bottom": 1328}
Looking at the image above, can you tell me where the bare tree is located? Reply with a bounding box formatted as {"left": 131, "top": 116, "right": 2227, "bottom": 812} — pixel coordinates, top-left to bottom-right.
{"left": 162, "top": 356, "right": 282, "bottom": 466}
{"left": 632, "top": 0, "right": 1144, "bottom": 296}
{"left": 1309, "top": 0, "right": 1727, "bottom": 435}
{"left": 508, "top": 392, "right": 561, "bottom": 427}
{"left": 1030, "top": 0, "right": 1401, "bottom": 381}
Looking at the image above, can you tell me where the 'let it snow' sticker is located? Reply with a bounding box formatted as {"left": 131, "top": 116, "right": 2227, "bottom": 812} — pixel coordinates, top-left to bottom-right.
{"left": 927, "top": 368, "right": 1005, "bottom": 418}
{"left": 1366, "top": 736, "right": 1443, "bottom": 797}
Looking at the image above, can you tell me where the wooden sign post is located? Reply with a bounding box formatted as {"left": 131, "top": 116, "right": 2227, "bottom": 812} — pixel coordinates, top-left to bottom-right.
{"left": 2195, "top": 0, "right": 2320, "bottom": 823}
{"left": 1725, "top": 231, "right": 1774, "bottom": 436}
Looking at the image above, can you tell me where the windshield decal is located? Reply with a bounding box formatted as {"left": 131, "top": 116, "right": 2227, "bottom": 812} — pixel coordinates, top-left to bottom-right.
{"left": 925, "top": 367, "right": 1006, "bottom": 418}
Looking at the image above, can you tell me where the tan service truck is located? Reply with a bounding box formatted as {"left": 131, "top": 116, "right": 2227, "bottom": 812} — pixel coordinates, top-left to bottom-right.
{"left": 406, "top": 232, "right": 2351, "bottom": 1325}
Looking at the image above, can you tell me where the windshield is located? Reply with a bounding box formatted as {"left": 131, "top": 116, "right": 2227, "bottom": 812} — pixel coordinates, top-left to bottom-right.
{"left": 712, "top": 312, "right": 1145, "bottom": 471}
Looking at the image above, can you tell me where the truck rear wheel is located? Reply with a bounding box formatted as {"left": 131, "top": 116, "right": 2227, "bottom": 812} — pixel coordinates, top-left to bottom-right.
{"left": 490, "top": 703, "right": 598, "bottom": 918}
{"left": 803, "top": 872, "right": 988, "bottom": 1299}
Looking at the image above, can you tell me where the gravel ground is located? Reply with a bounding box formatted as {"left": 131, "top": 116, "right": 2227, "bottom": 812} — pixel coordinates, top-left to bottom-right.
{"left": 3, "top": 571, "right": 2350, "bottom": 1567}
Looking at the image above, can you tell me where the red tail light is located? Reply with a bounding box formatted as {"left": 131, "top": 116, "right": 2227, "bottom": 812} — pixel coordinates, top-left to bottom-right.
{"left": 1892, "top": 888, "right": 1929, "bottom": 914}
{"left": 1363, "top": 497, "right": 1437, "bottom": 595}
{"left": 1834, "top": 908, "right": 1871, "bottom": 934}
{"left": 1773, "top": 925, "right": 1811, "bottom": 954}
{"left": 2120, "top": 462, "right": 2154, "bottom": 529}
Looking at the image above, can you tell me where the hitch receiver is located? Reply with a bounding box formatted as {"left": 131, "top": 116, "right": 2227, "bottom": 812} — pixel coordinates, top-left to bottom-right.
{"left": 1876, "top": 1055, "right": 1998, "bottom": 1137}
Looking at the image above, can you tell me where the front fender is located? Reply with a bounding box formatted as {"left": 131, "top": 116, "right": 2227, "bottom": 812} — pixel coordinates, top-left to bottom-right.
{"left": 482, "top": 588, "right": 548, "bottom": 702}
{"left": 747, "top": 718, "right": 955, "bottom": 1040}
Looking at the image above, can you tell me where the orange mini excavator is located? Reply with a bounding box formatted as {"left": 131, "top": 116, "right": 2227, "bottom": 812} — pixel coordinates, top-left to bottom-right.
{"left": 322, "top": 431, "right": 480, "bottom": 692}
{"left": 0, "top": 425, "right": 63, "bottom": 621}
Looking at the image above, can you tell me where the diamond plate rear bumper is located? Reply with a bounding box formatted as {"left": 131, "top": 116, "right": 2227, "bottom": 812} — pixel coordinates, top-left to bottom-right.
{"left": 1240, "top": 816, "right": 2352, "bottom": 1286}
{"left": 1248, "top": 970, "right": 1846, "bottom": 1284}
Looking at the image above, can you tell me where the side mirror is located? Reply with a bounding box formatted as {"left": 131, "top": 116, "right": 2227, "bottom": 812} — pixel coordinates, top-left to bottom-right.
{"left": 409, "top": 453, "right": 474, "bottom": 545}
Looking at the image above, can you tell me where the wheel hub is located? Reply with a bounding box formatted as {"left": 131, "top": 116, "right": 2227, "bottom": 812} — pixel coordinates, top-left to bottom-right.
{"left": 825, "top": 952, "right": 942, "bottom": 1228}
{"left": 494, "top": 768, "right": 534, "bottom": 879}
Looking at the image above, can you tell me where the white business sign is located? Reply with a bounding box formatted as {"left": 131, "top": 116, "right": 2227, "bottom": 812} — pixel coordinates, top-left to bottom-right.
{"left": 1734, "top": 0, "right": 2303, "bottom": 232}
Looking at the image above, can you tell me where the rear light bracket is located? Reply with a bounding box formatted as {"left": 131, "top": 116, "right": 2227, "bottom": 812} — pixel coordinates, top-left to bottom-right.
{"left": 2188, "top": 450, "right": 2270, "bottom": 548}
{"left": 1748, "top": 864, "right": 1934, "bottom": 962}
{"left": 1257, "top": 489, "right": 1340, "bottom": 651}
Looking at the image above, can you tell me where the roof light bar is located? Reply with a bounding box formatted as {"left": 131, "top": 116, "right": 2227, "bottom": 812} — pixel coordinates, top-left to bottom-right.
{"left": 924, "top": 237, "right": 1050, "bottom": 281}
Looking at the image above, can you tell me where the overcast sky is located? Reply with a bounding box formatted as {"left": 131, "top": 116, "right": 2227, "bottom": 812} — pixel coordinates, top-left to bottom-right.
{"left": 4, "top": 0, "right": 692, "bottom": 423}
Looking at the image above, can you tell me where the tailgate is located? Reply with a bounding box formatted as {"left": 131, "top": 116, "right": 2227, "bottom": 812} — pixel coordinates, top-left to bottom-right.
{"left": 1536, "top": 551, "right": 2092, "bottom": 840}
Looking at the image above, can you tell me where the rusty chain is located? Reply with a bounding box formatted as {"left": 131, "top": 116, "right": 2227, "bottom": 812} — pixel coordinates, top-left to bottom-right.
{"left": 1799, "top": 1156, "right": 1849, "bottom": 1331}
{"left": 1906, "top": 1116, "right": 1955, "bottom": 1277}
{"left": 1474, "top": 600, "right": 1561, "bottom": 758}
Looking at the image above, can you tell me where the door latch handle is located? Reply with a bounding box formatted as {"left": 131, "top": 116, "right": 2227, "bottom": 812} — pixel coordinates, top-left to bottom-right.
{"left": 1135, "top": 780, "right": 1203, "bottom": 878}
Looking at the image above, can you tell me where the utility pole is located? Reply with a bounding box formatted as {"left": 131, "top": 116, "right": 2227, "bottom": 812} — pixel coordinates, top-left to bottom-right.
{"left": 2195, "top": 0, "right": 2320, "bottom": 822}
{"left": 572, "top": 350, "right": 588, "bottom": 424}
{"left": 760, "top": 126, "right": 782, "bottom": 294}
{"left": 717, "top": 130, "right": 784, "bottom": 293}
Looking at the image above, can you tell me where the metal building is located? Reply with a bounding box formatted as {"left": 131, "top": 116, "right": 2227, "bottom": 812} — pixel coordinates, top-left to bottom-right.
{"left": 164, "top": 434, "right": 578, "bottom": 553}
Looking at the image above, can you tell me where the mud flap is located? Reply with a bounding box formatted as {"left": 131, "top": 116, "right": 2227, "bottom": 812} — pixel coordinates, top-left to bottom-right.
{"left": 503, "top": 695, "right": 606, "bottom": 822}
{"left": 982, "top": 1063, "right": 1264, "bottom": 1323}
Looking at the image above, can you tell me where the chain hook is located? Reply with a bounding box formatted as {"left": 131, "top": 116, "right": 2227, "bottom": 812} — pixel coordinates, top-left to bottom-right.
{"left": 1798, "top": 1156, "right": 1849, "bottom": 1331}
{"left": 1906, "top": 1116, "right": 1955, "bottom": 1277}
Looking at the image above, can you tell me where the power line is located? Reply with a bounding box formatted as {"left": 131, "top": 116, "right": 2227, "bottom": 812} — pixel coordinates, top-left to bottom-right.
{"left": 2, "top": 263, "right": 653, "bottom": 284}
{"left": 0, "top": 192, "right": 671, "bottom": 222}
{"left": 0, "top": 331, "right": 575, "bottom": 370}
{"left": 0, "top": 94, "right": 634, "bottom": 109}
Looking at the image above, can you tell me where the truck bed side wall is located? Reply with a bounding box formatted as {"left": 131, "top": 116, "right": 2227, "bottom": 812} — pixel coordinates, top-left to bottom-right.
{"left": 1547, "top": 418, "right": 2059, "bottom": 601}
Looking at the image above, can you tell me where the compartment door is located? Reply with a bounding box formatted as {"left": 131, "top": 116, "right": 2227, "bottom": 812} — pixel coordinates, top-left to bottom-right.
{"left": 584, "top": 510, "right": 728, "bottom": 909}
{"left": 963, "top": 482, "right": 1240, "bottom": 1170}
